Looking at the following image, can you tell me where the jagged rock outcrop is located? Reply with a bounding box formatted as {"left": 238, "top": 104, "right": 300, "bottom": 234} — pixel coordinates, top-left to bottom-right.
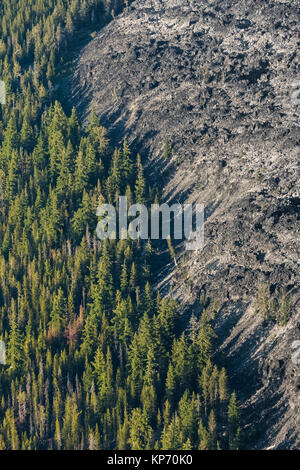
{"left": 69, "top": 0, "right": 300, "bottom": 449}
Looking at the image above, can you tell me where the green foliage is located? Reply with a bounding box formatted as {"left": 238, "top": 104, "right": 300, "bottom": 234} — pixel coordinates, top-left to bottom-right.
{"left": 163, "top": 139, "right": 172, "bottom": 159}
{"left": 0, "top": 0, "right": 240, "bottom": 451}
{"left": 228, "top": 392, "right": 241, "bottom": 450}
{"left": 256, "top": 283, "right": 291, "bottom": 326}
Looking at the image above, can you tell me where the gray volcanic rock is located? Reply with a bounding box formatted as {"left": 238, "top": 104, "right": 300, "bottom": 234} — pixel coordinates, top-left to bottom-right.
{"left": 69, "top": 0, "right": 300, "bottom": 449}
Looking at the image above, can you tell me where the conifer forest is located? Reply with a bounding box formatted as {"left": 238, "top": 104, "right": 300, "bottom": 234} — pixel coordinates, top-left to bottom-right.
{"left": 0, "top": 0, "right": 242, "bottom": 450}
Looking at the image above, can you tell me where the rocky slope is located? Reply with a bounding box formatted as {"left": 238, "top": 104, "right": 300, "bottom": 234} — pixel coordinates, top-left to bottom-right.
{"left": 69, "top": 0, "right": 300, "bottom": 449}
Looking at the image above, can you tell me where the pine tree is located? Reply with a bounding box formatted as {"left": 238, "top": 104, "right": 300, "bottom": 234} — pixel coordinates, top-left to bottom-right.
{"left": 57, "top": 141, "right": 73, "bottom": 194}
{"left": 7, "top": 307, "right": 24, "bottom": 370}
{"left": 218, "top": 368, "right": 229, "bottom": 403}
{"left": 68, "top": 107, "right": 81, "bottom": 148}
{"left": 74, "top": 149, "right": 88, "bottom": 193}
{"left": 208, "top": 410, "right": 217, "bottom": 449}
{"left": 228, "top": 392, "right": 240, "bottom": 450}
{"left": 198, "top": 420, "right": 209, "bottom": 450}
{"left": 49, "top": 288, "right": 66, "bottom": 338}
{"left": 129, "top": 409, "right": 153, "bottom": 450}
{"left": 161, "top": 414, "right": 182, "bottom": 450}
{"left": 92, "top": 347, "right": 106, "bottom": 392}
{"left": 196, "top": 309, "right": 216, "bottom": 366}
{"left": 1, "top": 114, "right": 19, "bottom": 167}
{"left": 7, "top": 149, "right": 19, "bottom": 200}
{"left": 165, "top": 363, "right": 176, "bottom": 406}
{"left": 163, "top": 139, "right": 172, "bottom": 159}
{"left": 20, "top": 117, "right": 34, "bottom": 151}
{"left": 32, "top": 133, "right": 48, "bottom": 170}
{"left": 135, "top": 155, "right": 146, "bottom": 204}
{"left": 121, "top": 139, "right": 133, "bottom": 181}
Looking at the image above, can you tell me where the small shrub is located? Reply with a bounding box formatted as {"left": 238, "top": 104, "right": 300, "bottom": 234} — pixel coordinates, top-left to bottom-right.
{"left": 256, "top": 283, "right": 291, "bottom": 326}
{"left": 163, "top": 139, "right": 172, "bottom": 159}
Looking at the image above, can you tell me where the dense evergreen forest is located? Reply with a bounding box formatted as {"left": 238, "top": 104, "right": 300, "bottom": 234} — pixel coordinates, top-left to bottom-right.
{"left": 0, "top": 0, "right": 240, "bottom": 450}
